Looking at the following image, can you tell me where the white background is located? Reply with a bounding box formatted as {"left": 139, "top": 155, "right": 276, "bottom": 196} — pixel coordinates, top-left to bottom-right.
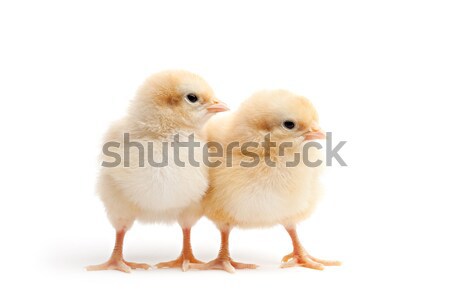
{"left": 1, "top": 0, "right": 449, "bottom": 299}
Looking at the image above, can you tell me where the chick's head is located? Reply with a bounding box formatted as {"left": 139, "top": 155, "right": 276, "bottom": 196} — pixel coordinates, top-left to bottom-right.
{"left": 130, "top": 70, "right": 228, "bottom": 131}
{"left": 232, "top": 90, "right": 324, "bottom": 146}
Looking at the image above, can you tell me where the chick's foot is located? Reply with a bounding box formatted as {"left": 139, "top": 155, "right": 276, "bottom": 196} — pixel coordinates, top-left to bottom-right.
{"left": 190, "top": 257, "right": 258, "bottom": 273}
{"left": 189, "top": 227, "right": 258, "bottom": 273}
{"left": 282, "top": 227, "right": 341, "bottom": 270}
{"left": 156, "top": 227, "right": 203, "bottom": 271}
{"left": 86, "top": 230, "right": 150, "bottom": 273}
{"left": 86, "top": 257, "right": 150, "bottom": 273}
{"left": 156, "top": 255, "right": 203, "bottom": 272}
{"left": 281, "top": 252, "right": 341, "bottom": 270}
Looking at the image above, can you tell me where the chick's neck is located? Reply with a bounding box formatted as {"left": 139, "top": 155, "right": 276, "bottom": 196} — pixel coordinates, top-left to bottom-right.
{"left": 128, "top": 113, "right": 202, "bottom": 140}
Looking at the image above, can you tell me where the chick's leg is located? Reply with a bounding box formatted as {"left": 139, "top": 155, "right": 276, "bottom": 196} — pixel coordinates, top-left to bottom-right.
{"left": 281, "top": 227, "right": 341, "bottom": 270}
{"left": 189, "top": 227, "right": 258, "bottom": 273}
{"left": 156, "top": 227, "right": 203, "bottom": 271}
{"left": 86, "top": 230, "right": 150, "bottom": 273}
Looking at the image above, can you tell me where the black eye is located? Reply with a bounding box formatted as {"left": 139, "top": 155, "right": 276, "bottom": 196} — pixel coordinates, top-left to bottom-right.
{"left": 282, "top": 120, "right": 296, "bottom": 130}
{"left": 186, "top": 93, "right": 198, "bottom": 103}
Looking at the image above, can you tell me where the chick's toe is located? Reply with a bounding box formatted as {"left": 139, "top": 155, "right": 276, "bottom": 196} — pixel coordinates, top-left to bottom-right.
{"left": 190, "top": 258, "right": 257, "bottom": 274}
{"left": 156, "top": 256, "right": 203, "bottom": 272}
{"left": 86, "top": 259, "right": 150, "bottom": 273}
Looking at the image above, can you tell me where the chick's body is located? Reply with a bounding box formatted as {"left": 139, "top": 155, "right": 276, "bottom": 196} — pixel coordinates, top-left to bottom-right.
{"left": 88, "top": 70, "right": 228, "bottom": 272}
{"left": 203, "top": 134, "right": 323, "bottom": 228}
{"left": 99, "top": 122, "right": 207, "bottom": 227}
{"left": 192, "top": 90, "right": 339, "bottom": 273}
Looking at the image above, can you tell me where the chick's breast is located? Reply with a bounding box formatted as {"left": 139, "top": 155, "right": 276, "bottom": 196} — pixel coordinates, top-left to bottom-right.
{"left": 100, "top": 123, "right": 208, "bottom": 221}
{"left": 203, "top": 150, "right": 323, "bottom": 229}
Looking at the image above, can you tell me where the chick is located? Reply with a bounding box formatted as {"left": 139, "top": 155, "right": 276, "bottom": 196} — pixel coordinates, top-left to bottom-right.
{"left": 191, "top": 90, "right": 340, "bottom": 273}
{"left": 87, "top": 70, "right": 228, "bottom": 272}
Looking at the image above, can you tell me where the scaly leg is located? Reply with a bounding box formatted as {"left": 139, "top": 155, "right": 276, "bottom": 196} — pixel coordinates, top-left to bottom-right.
{"left": 86, "top": 230, "right": 150, "bottom": 273}
{"left": 156, "top": 227, "right": 203, "bottom": 271}
{"left": 190, "top": 227, "right": 258, "bottom": 273}
{"left": 281, "top": 227, "right": 341, "bottom": 270}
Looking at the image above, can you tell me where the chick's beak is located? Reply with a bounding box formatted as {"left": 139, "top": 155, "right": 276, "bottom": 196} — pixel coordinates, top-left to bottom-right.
{"left": 303, "top": 129, "right": 326, "bottom": 141}
{"left": 207, "top": 101, "right": 229, "bottom": 113}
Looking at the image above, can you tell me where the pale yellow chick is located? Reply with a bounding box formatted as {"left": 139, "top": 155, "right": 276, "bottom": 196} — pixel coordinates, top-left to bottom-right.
{"left": 191, "top": 90, "right": 340, "bottom": 273}
{"left": 87, "top": 70, "right": 228, "bottom": 272}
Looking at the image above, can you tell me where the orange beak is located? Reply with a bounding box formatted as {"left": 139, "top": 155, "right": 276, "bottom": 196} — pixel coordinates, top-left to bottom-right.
{"left": 304, "top": 129, "right": 326, "bottom": 141}
{"left": 207, "top": 102, "right": 229, "bottom": 113}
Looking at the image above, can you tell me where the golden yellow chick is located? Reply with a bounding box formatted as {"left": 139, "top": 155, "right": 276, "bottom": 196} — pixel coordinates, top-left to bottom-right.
{"left": 191, "top": 90, "right": 340, "bottom": 273}
{"left": 87, "top": 70, "right": 228, "bottom": 272}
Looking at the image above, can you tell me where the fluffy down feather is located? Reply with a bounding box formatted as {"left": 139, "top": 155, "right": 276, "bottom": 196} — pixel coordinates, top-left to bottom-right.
{"left": 203, "top": 90, "right": 324, "bottom": 229}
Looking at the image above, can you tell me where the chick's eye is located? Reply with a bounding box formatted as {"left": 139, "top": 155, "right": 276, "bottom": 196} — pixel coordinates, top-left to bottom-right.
{"left": 186, "top": 93, "right": 199, "bottom": 103}
{"left": 282, "top": 120, "right": 296, "bottom": 130}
